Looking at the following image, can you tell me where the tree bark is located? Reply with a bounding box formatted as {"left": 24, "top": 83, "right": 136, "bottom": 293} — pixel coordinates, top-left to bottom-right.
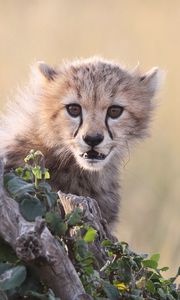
{"left": 58, "top": 191, "right": 117, "bottom": 268}
{"left": 0, "top": 159, "right": 92, "bottom": 300}
{"left": 0, "top": 159, "right": 117, "bottom": 299}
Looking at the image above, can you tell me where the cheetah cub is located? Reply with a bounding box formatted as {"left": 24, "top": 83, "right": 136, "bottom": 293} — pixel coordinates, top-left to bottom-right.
{"left": 0, "top": 57, "right": 161, "bottom": 225}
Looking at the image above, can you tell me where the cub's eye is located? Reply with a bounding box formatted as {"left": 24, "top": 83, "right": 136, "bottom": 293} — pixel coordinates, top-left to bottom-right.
{"left": 107, "top": 105, "right": 124, "bottom": 119}
{"left": 66, "top": 104, "right": 81, "bottom": 117}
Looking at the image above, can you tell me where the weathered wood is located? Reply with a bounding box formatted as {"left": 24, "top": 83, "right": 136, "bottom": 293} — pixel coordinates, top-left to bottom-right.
{"left": 0, "top": 159, "right": 92, "bottom": 300}
{"left": 0, "top": 157, "right": 117, "bottom": 299}
{"left": 58, "top": 191, "right": 117, "bottom": 268}
{"left": 58, "top": 191, "right": 116, "bottom": 242}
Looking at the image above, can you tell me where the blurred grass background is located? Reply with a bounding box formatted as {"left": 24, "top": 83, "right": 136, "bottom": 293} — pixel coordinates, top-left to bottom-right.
{"left": 0, "top": 0, "right": 179, "bottom": 276}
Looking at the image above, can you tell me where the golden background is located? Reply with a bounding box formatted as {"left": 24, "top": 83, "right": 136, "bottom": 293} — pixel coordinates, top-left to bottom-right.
{"left": 0, "top": 0, "right": 180, "bottom": 277}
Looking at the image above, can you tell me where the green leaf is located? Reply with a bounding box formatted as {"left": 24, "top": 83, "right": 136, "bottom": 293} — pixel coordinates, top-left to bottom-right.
{"left": 45, "top": 212, "right": 67, "bottom": 236}
{"left": 17, "top": 265, "right": 42, "bottom": 297}
{"left": 146, "top": 280, "right": 155, "bottom": 294}
{"left": 32, "top": 166, "right": 42, "bottom": 180}
{"left": 113, "top": 258, "right": 132, "bottom": 283}
{"left": 15, "top": 167, "right": 33, "bottom": 181}
{"left": 24, "top": 150, "right": 35, "bottom": 163}
{"left": 19, "top": 194, "right": 45, "bottom": 221}
{"left": 157, "top": 288, "right": 166, "bottom": 299}
{"left": 0, "top": 265, "right": 26, "bottom": 291}
{"left": 150, "top": 253, "right": 160, "bottom": 263}
{"left": 83, "top": 227, "right": 97, "bottom": 243}
{"left": 38, "top": 182, "right": 52, "bottom": 192}
{"left": 5, "top": 176, "right": 35, "bottom": 199}
{"left": 44, "top": 192, "right": 58, "bottom": 208}
{"left": 3, "top": 173, "right": 16, "bottom": 187}
{"left": 22, "top": 169, "right": 33, "bottom": 181}
{"left": 67, "top": 208, "right": 82, "bottom": 226}
{"left": 15, "top": 167, "right": 23, "bottom": 176}
{"left": 102, "top": 281, "right": 120, "bottom": 299}
{"left": 81, "top": 264, "right": 94, "bottom": 275}
{"left": 75, "top": 240, "right": 89, "bottom": 259}
{"left": 44, "top": 170, "right": 50, "bottom": 179}
{"left": 101, "top": 239, "right": 113, "bottom": 247}
{"left": 160, "top": 266, "right": 169, "bottom": 272}
{"left": 142, "top": 259, "right": 158, "bottom": 269}
{"left": 0, "top": 264, "right": 13, "bottom": 276}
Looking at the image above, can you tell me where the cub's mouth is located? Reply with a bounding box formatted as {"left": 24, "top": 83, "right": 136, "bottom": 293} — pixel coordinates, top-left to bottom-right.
{"left": 80, "top": 149, "right": 107, "bottom": 161}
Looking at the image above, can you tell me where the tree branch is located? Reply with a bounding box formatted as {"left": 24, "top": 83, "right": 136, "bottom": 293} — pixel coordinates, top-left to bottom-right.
{"left": 58, "top": 191, "right": 117, "bottom": 268}
{"left": 0, "top": 159, "right": 92, "bottom": 300}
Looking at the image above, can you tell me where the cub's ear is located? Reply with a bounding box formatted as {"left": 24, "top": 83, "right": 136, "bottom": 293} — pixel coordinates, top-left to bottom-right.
{"left": 139, "top": 67, "right": 163, "bottom": 98}
{"left": 32, "top": 61, "right": 58, "bottom": 82}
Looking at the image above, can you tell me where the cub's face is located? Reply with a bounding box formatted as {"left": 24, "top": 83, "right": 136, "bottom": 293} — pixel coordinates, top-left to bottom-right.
{"left": 37, "top": 58, "right": 160, "bottom": 171}
{"left": 63, "top": 98, "right": 124, "bottom": 170}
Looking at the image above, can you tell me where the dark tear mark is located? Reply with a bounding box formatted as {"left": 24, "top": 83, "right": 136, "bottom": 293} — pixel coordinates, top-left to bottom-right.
{"left": 105, "top": 116, "right": 113, "bottom": 139}
{"left": 73, "top": 116, "right": 83, "bottom": 137}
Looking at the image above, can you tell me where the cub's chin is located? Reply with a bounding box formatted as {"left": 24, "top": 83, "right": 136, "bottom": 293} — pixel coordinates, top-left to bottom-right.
{"left": 74, "top": 149, "right": 111, "bottom": 171}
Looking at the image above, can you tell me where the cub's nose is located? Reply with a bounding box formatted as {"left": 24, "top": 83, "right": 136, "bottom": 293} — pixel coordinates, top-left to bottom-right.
{"left": 83, "top": 134, "right": 104, "bottom": 147}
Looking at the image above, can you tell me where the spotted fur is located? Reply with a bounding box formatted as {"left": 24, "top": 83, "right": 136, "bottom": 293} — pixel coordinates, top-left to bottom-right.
{"left": 0, "top": 57, "right": 161, "bottom": 225}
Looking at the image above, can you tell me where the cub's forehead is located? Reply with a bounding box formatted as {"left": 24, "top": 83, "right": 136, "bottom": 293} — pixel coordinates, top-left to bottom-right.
{"left": 61, "top": 60, "right": 133, "bottom": 102}
{"left": 65, "top": 60, "right": 131, "bottom": 84}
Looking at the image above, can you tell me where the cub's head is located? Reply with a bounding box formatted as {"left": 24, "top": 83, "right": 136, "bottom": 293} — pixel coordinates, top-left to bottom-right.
{"left": 34, "top": 57, "right": 161, "bottom": 171}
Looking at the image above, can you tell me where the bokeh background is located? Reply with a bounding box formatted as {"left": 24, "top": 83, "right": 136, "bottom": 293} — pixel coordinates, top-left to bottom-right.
{"left": 0, "top": 0, "right": 180, "bottom": 277}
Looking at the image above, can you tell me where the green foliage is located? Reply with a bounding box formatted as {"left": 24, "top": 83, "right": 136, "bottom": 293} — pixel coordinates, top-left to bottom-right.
{"left": 95, "top": 240, "right": 180, "bottom": 299}
{"left": 4, "top": 150, "right": 58, "bottom": 222}
{"left": 45, "top": 212, "right": 67, "bottom": 236}
{"left": 0, "top": 265, "right": 26, "bottom": 291}
{"left": 0, "top": 150, "right": 180, "bottom": 299}
{"left": 84, "top": 227, "right": 97, "bottom": 243}
{"left": 66, "top": 207, "right": 83, "bottom": 226}
{"left": 19, "top": 194, "right": 45, "bottom": 221}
